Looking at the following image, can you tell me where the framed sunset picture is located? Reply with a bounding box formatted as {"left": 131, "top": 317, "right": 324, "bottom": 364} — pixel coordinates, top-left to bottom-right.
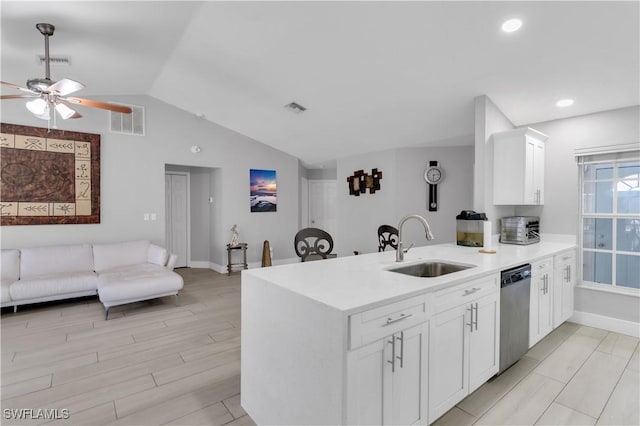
{"left": 250, "top": 169, "right": 277, "bottom": 212}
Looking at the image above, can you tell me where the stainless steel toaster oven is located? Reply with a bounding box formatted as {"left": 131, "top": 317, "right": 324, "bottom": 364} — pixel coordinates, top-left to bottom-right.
{"left": 500, "top": 216, "right": 540, "bottom": 245}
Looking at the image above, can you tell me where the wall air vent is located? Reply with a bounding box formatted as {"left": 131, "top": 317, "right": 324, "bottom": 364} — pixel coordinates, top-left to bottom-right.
{"left": 284, "top": 102, "right": 307, "bottom": 114}
{"left": 110, "top": 104, "right": 145, "bottom": 136}
{"left": 37, "top": 55, "right": 71, "bottom": 66}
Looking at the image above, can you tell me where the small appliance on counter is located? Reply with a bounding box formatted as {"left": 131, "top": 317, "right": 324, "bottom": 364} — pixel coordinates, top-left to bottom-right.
{"left": 500, "top": 216, "right": 540, "bottom": 245}
{"left": 456, "top": 210, "right": 488, "bottom": 247}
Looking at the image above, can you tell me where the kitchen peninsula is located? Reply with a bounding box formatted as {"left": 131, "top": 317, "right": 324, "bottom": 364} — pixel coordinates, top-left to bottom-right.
{"left": 241, "top": 236, "right": 576, "bottom": 425}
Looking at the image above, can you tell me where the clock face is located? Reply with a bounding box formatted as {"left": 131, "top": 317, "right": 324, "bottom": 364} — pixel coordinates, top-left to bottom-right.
{"left": 425, "top": 167, "right": 442, "bottom": 184}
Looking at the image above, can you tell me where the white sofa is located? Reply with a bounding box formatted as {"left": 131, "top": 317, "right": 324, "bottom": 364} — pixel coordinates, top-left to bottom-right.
{"left": 0, "top": 240, "right": 183, "bottom": 319}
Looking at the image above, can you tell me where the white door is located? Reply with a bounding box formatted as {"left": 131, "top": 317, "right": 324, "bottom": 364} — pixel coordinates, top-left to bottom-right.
{"left": 391, "top": 323, "right": 428, "bottom": 426}
{"left": 468, "top": 293, "right": 499, "bottom": 392}
{"left": 308, "top": 180, "right": 337, "bottom": 237}
{"left": 429, "top": 304, "right": 468, "bottom": 423}
{"left": 300, "top": 176, "right": 309, "bottom": 228}
{"left": 533, "top": 140, "right": 545, "bottom": 204}
{"left": 165, "top": 173, "right": 189, "bottom": 268}
{"left": 346, "top": 338, "right": 388, "bottom": 425}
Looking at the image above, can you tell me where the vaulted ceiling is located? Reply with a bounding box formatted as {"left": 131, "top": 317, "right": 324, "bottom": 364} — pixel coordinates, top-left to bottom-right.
{"left": 1, "top": 1, "right": 638, "bottom": 166}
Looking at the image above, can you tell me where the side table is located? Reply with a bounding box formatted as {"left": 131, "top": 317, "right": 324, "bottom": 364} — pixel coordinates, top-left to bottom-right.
{"left": 227, "top": 243, "right": 248, "bottom": 275}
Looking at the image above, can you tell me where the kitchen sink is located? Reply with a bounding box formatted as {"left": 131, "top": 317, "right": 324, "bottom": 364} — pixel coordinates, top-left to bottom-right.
{"left": 388, "top": 261, "right": 475, "bottom": 278}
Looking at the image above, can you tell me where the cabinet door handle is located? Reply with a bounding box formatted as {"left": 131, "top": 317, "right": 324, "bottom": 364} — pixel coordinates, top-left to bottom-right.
{"left": 396, "top": 331, "right": 404, "bottom": 369}
{"left": 474, "top": 302, "right": 479, "bottom": 331}
{"left": 387, "top": 334, "right": 396, "bottom": 373}
{"left": 384, "top": 313, "right": 413, "bottom": 326}
{"left": 466, "top": 305, "right": 474, "bottom": 332}
{"left": 463, "top": 287, "right": 480, "bottom": 296}
{"left": 568, "top": 266, "right": 571, "bottom": 282}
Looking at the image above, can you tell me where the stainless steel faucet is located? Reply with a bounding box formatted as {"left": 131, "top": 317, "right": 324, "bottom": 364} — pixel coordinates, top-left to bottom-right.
{"left": 396, "top": 214, "right": 435, "bottom": 262}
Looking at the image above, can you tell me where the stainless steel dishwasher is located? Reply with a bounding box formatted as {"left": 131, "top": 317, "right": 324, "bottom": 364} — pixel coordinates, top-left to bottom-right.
{"left": 499, "top": 263, "right": 531, "bottom": 374}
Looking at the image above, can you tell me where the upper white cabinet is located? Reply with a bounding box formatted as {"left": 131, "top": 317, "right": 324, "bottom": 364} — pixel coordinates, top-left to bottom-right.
{"left": 553, "top": 249, "right": 576, "bottom": 328}
{"left": 493, "top": 127, "right": 548, "bottom": 205}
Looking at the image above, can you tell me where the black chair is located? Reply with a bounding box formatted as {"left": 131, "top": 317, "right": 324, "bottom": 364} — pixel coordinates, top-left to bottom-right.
{"left": 294, "top": 227, "right": 336, "bottom": 262}
{"left": 378, "top": 225, "right": 399, "bottom": 252}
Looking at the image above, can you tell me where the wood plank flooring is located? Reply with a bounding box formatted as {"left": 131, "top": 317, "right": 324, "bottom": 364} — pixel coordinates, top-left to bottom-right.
{"left": 1, "top": 268, "right": 252, "bottom": 426}
{"left": 2, "top": 268, "right": 638, "bottom": 425}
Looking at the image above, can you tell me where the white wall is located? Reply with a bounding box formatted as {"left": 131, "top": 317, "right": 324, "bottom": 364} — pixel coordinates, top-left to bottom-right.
{"left": 476, "top": 100, "right": 639, "bottom": 324}
{"left": 518, "top": 106, "right": 640, "bottom": 323}
{"left": 335, "top": 144, "right": 474, "bottom": 256}
{"left": 0, "top": 95, "right": 301, "bottom": 267}
{"left": 473, "top": 95, "right": 516, "bottom": 226}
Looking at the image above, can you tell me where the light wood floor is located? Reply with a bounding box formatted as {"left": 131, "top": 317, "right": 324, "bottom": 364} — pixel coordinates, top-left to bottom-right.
{"left": 1, "top": 268, "right": 252, "bottom": 426}
{"left": 1, "top": 268, "right": 638, "bottom": 425}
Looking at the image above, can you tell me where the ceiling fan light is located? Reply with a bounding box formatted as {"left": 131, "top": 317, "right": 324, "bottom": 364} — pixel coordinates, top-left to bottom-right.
{"left": 55, "top": 102, "right": 79, "bottom": 119}
{"left": 26, "top": 98, "right": 47, "bottom": 115}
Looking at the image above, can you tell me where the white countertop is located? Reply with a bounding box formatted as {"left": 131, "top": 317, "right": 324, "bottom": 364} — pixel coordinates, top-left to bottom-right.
{"left": 242, "top": 234, "right": 576, "bottom": 314}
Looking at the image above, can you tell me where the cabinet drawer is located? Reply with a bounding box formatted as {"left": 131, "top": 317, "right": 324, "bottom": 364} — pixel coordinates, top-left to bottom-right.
{"left": 349, "top": 294, "right": 429, "bottom": 350}
{"left": 433, "top": 274, "right": 498, "bottom": 314}
{"left": 555, "top": 250, "right": 576, "bottom": 264}
{"left": 532, "top": 257, "right": 553, "bottom": 276}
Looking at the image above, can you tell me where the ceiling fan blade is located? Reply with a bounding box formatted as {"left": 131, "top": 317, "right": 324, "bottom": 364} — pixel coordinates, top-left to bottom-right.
{"left": 56, "top": 101, "right": 82, "bottom": 119}
{"left": 1, "top": 94, "right": 38, "bottom": 100}
{"left": 63, "top": 96, "right": 132, "bottom": 114}
{"left": 47, "top": 78, "right": 85, "bottom": 96}
{"left": 1, "top": 81, "right": 36, "bottom": 94}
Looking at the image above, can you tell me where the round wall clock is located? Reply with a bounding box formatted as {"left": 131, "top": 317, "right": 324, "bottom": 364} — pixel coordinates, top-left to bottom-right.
{"left": 424, "top": 161, "right": 443, "bottom": 211}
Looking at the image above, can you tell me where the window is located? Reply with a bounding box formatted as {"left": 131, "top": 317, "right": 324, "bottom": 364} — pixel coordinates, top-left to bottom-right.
{"left": 577, "top": 147, "right": 640, "bottom": 292}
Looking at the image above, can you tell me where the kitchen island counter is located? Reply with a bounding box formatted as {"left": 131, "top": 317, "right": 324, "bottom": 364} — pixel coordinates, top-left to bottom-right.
{"left": 242, "top": 234, "right": 576, "bottom": 314}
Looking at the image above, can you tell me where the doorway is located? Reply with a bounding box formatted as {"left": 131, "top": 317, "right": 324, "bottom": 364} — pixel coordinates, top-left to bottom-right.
{"left": 308, "top": 179, "right": 337, "bottom": 238}
{"left": 165, "top": 172, "right": 190, "bottom": 268}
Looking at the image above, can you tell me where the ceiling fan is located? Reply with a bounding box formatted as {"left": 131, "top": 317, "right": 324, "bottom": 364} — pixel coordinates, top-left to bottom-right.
{"left": 0, "top": 23, "right": 132, "bottom": 121}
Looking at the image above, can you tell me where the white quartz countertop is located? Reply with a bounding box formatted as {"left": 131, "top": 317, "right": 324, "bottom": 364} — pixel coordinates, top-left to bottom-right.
{"left": 242, "top": 234, "right": 576, "bottom": 314}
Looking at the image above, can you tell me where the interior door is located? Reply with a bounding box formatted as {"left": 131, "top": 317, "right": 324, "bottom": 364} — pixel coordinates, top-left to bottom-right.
{"left": 165, "top": 173, "right": 189, "bottom": 268}
{"left": 308, "top": 180, "right": 337, "bottom": 237}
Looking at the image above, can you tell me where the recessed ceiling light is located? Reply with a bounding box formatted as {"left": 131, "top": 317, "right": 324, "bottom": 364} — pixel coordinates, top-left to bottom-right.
{"left": 556, "top": 99, "right": 575, "bottom": 107}
{"left": 501, "top": 18, "right": 523, "bottom": 33}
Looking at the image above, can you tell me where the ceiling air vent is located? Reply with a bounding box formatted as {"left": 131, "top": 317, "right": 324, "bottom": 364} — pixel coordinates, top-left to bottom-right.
{"left": 37, "top": 55, "right": 71, "bottom": 66}
{"left": 110, "top": 104, "right": 145, "bottom": 136}
{"left": 284, "top": 102, "right": 307, "bottom": 114}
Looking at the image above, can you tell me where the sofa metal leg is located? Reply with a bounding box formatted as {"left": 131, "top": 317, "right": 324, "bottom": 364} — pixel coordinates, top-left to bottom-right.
{"left": 13, "top": 305, "right": 17, "bottom": 313}
{"left": 105, "top": 307, "right": 110, "bottom": 320}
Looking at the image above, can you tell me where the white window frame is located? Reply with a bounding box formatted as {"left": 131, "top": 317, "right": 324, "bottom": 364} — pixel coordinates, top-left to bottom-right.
{"left": 576, "top": 144, "right": 640, "bottom": 296}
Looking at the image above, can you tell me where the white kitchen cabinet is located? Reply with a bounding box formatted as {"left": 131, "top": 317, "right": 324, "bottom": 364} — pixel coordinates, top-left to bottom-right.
{"left": 493, "top": 127, "right": 548, "bottom": 205}
{"left": 553, "top": 249, "right": 576, "bottom": 327}
{"left": 347, "top": 295, "right": 429, "bottom": 425}
{"left": 428, "top": 275, "right": 499, "bottom": 423}
{"left": 530, "top": 257, "right": 554, "bottom": 347}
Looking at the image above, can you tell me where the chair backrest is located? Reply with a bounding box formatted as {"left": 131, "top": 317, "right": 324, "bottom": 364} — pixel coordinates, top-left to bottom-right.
{"left": 294, "top": 228, "right": 334, "bottom": 262}
{"left": 378, "top": 225, "right": 399, "bottom": 252}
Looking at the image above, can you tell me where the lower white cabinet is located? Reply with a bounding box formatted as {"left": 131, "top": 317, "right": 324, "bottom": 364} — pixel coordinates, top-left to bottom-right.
{"left": 530, "top": 258, "right": 554, "bottom": 347}
{"left": 428, "top": 275, "right": 499, "bottom": 423}
{"left": 553, "top": 249, "right": 576, "bottom": 327}
{"left": 346, "top": 322, "right": 429, "bottom": 425}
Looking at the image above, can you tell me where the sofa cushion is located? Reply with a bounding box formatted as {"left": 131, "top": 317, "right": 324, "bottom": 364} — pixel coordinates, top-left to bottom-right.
{"left": 9, "top": 271, "right": 98, "bottom": 301}
{"left": 1, "top": 249, "right": 20, "bottom": 282}
{"left": 93, "top": 240, "right": 150, "bottom": 273}
{"left": 1, "top": 279, "right": 12, "bottom": 304}
{"left": 97, "top": 264, "right": 183, "bottom": 303}
{"left": 147, "top": 244, "right": 169, "bottom": 266}
{"left": 20, "top": 245, "right": 94, "bottom": 280}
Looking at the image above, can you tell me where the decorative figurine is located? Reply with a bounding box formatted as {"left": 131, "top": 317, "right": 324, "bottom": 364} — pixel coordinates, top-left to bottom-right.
{"left": 230, "top": 224, "right": 240, "bottom": 247}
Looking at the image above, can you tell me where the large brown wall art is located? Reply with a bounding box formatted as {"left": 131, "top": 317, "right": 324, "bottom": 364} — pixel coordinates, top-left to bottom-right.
{"left": 0, "top": 123, "right": 100, "bottom": 225}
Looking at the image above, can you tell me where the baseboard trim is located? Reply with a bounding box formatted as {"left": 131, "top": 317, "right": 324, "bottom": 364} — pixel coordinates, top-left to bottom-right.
{"left": 570, "top": 311, "right": 640, "bottom": 338}
{"left": 190, "top": 258, "right": 300, "bottom": 275}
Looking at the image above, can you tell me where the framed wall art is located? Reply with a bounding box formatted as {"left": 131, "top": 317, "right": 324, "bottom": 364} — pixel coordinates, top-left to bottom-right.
{"left": 250, "top": 169, "right": 277, "bottom": 212}
{"left": 0, "top": 123, "right": 101, "bottom": 225}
